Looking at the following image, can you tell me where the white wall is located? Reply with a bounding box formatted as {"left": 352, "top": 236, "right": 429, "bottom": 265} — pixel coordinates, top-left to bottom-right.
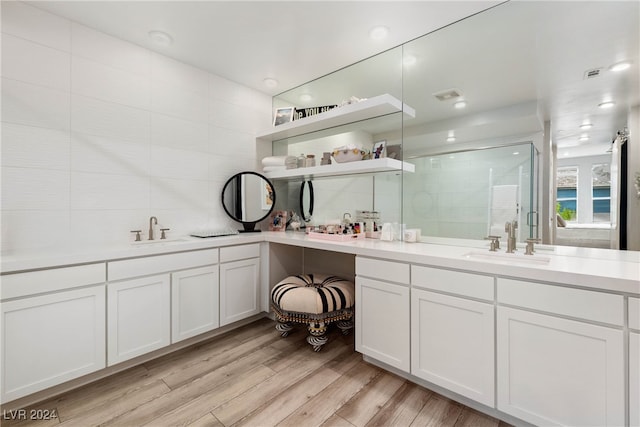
{"left": 1, "top": 2, "right": 271, "bottom": 254}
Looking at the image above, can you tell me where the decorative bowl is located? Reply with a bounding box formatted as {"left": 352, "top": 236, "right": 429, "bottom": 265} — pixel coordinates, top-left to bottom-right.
{"left": 332, "top": 148, "right": 365, "bottom": 163}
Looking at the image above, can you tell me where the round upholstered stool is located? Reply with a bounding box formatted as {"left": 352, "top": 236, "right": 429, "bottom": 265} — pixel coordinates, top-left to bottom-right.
{"left": 271, "top": 274, "right": 355, "bottom": 351}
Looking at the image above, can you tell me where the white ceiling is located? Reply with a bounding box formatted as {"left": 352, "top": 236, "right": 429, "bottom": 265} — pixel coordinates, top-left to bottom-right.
{"left": 29, "top": 0, "right": 639, "bottom": 159}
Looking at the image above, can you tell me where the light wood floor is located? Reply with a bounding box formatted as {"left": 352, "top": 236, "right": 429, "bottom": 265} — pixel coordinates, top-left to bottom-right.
{"left": 4, "top": 318, "right": 512, "bottom": 427}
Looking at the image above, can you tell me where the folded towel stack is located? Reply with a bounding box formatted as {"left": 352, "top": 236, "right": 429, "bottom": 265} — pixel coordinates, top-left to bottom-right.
{"left": 262, "top": 156, "right": 297, "bottom": 172}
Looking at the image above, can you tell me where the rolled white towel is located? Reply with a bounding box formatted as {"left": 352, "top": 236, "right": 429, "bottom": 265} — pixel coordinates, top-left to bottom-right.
{"left": 262, "top": 156, "right": 296, "bottom": 167}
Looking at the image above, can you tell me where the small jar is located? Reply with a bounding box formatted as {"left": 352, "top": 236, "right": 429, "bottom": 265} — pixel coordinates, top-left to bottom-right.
{"left": 297, "top": 154, "right": 306, "bottom": 168}
{"left": 321, "top": 152, "right": 331, "bottom": 165}
{"left": 305, "top": 154, "right": 316, "bottom": 167}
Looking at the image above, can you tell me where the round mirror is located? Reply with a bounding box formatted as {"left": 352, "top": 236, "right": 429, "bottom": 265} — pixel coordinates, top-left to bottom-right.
{"left": 221, "top": 171, "right": 276, "bottom": 232}
{"left": 299, "top": 180, "right": 314, "bottom": 223}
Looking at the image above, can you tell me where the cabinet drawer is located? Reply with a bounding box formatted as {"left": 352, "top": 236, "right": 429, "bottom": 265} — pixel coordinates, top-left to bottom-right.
{"left": 356, "top": 257, "right": 409, "bottom": 285}
{"left": 219, "top": 243, "right": 260, "bottom": 263}
{"left": 497, "top": 278, "right": 623, "bottom": 326}
{"left": 412, "top": 265, "right": 493, "bottom": 301}
{"left": 1, "top": 263, "right": 106, "bottom": 300}
{"left": 630, "top": 297, "right": 640, "bottom": 330}
{"left": 108, "top": 249, "right": 218, "bottom": 281}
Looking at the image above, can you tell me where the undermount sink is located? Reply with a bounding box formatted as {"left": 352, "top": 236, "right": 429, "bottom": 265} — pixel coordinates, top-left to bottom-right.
{"left": 131, "top": 238, "right": 189, "bottom": 247}
{"left": 462, "top": 250, "right": 551, "bottom": 265}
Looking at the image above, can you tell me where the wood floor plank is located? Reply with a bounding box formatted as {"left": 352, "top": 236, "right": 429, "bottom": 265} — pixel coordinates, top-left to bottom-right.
{"left": 336, "top": 371, "right": 406, "bottom": 427}
{"left": 143, "top": 333, "right": 241, "bottom": 375}
{"left": 453, "top": 407, "right": 500, "bottom": 427}
{"left": 320, "top": 414, "right": 356, "bottom": 427}
{"left": 233, "top": 366, "right": 342, "bottom": 427}
{"left": 365, "top": 382, "right": 433, "bottom": 427}
{"left": 187, "top": 413, "right": 224, "bottom": 427}
{"left": 161, "top": 334, "right": 281, "bottom": 389}
{"left": 231, "top": 318, "right": 277, "bottom": 342}
{"left": 30, "top": 365, "right": 151, "bottom": 421}
{"left": 277, "top": 361, "right": 382, "bottom": 427}
{"left": 103, "top": 349, "right": 277, "bottom": 426}
{"left": 57, "top": 380, "right": 170, "bottom": 426}
{"left": 213, "top": 341, "right": 353, "bottom": 426}
{"left": 142, "top": 364, "right": 275, "bottom": 426}
{"left": 410, "top": 395, "right": 463, "bottom": 427}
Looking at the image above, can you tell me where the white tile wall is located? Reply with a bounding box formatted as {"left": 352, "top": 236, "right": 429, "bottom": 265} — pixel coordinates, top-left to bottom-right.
{"left": 2, "top": 78, "right": 71, "bottom": 130}
{"left": 1, "top": 34, "right": 71, "bottom": 90}
{"left": 1, "top": 2, "right": 271, "bottom": 254}
{"left": 70, "top": 133, "right": 149, "bottom": 176}
{"left": 71, "top": 57, "right": 151, "bottom": 109}
{"left": 2, "top": 123, "right": 70, "bottom": 170}
{"left": 71, "top": 95, "right": 150, "bottom": 142}
{"left": 1, "top": 1, "right": 71, "bottom": 51}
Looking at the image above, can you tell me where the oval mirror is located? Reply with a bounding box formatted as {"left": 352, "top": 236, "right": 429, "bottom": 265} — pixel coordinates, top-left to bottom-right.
{"left": 299, "top": 180, "right": 314, "bottom": 223}
{"left": 221, "top": 171, "right": 276, "bottom": 232}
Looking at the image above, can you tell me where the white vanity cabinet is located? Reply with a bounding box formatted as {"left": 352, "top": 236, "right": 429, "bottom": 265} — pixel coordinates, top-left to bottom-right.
{"left": 355, "top": 257, "right": 410, "bottom": 372}
{"left": 107, "top": 249, "right": 218, "bottom": 365}
{"left": 107, "top": 274, "right": 170, "bottom": 365}
{"left": 171, "top": 265, "right": 220, "bottom": 343}
{"left": 410, "top": 266, "right": 495, "bottom": 407}
{"left": 496, "top": 278, "right": 625, "bottom": 427}
{"left": 219, "top": 244, "right": 261, "bottom": 326}
{"left": 0, "top": 264, "right": 106, "bottom": 403}
{"left": 630, "top": 297, "right": 640, "bottom": 427}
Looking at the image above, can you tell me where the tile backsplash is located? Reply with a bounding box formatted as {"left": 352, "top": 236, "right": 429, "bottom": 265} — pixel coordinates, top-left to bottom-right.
{"left": 1, "top": 1, "right": 271, "bottom": 253}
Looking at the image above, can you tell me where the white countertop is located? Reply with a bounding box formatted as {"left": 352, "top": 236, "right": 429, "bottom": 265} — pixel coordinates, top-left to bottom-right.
{"left": 2, "top": 232, "right": 639, "bottom": 295}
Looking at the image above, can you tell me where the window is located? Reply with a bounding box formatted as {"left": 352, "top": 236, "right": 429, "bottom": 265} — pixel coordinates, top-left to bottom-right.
{"left": 556, "top": 166, "right": 578, "bottom": 221}
{"left": 592, "top": 163, "right": 611, "bottom": 223}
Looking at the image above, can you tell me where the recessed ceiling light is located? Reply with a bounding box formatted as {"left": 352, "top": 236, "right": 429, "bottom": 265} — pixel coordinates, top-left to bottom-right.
{"left": 453, "top": 100, "right": 467, "bottom": 109}
{"left": 299, "top": 94, "right": 312, "bottom": 102}
{"left": 148, "top": 30, "right": 173, "bottom": 46}
{"left": 446, "top": 136, "right": 456, "bottom": 142}
{"left": 369, "top": 25, "right": 389, "bottom": 40}
{"left": 579, "top": 134, "right": 590, "bottom": 142}
{"left": 598, "top": 101, "right": 615, "bottom": 109}
{"left": 609, "top": 61, "right": 632, "bottom": 72}
{"left": 563, "top": 152, "right": 570, "bottom": 157}
{"left": 580, "top": 123, "right": 593, "bottom": 130}
{"left": 263, "top": 78, "right": 279, "bottom": 88}
{"left": 513, "top": 151, "right": 520, "bottom": 155}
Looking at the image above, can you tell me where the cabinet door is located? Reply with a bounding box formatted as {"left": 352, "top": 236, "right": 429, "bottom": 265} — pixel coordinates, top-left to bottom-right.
{"left": 219, "top": 258, "right": 260, "bottom": 326}
{"left": 1, "top": 286, "right": 106, "bottom": 403}
{"left": 411, "top": 289, "right": 494, "bottom": 406}
{"left": 171, "top": 265, "right": 219, "bottom": 343}
{"left": 107, "top": 274, "right": 170, "bottom": 365}
{"left": 355, "top": 277, "right": 410, "bottom": 372}
{"left": 497, "top": 306, "right": 625, "bottom": 426}
{"left": 631, "top": 331, "right": 640, "bottom": 427}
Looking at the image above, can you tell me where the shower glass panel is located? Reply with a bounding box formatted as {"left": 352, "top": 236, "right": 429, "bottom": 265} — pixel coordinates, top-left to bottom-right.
{"left": 403, "top": 143, "right": 537, "bottom": 242}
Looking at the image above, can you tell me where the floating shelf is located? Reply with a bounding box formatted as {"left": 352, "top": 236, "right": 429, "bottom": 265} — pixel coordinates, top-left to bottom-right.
{"left": 257, "top": 94, "right": 415, "bottom": 142}
{"left": 263, "top": 158, "right": 415, "bottom": 181}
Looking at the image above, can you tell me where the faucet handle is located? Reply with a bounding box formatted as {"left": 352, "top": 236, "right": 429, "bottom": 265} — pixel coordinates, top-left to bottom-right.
{"left": 130, "top": 230, "right": 142, "bottom": 242}
{"left": 484, "top": 235, "right": 501, "bottom": 251}
{"left": 160, "top": 228, "right": 170, "bottom": 240}
{"left": 525, "top": 238, "right": 541, "bottom": 255}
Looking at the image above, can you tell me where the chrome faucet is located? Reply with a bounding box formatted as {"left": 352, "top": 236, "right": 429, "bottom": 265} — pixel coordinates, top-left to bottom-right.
{"left": 149, "top": 216, "right": 158, "bottom": 240}
{"left": 505, "top": 220, "right": 518, "bottom": 253}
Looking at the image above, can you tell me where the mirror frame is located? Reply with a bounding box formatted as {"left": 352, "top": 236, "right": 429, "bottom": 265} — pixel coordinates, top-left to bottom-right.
{"left": 221, "top": 171, "right": 276, "bottom": 232}
{"left": 299, "top": 180, "right": 314, "bottom": 223}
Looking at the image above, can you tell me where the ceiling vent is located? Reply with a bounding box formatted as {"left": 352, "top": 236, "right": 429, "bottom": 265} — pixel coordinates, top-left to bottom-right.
{"left": 433, "top": 88, "right": 463, "bottom": 101}
{"left": 584, "top": 68, "right": 603, "bottom": 79}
